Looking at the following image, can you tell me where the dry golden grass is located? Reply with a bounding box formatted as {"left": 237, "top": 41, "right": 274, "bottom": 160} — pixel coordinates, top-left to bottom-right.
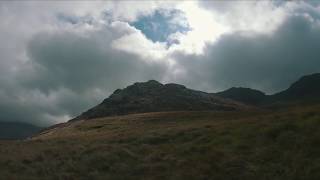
{"left": 1, "top": 105, "right": 320, "bottom": 179}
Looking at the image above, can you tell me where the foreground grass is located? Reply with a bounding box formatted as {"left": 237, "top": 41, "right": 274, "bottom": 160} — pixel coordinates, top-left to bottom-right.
{"left": 1, "top": 106, "right": 320, "bottom": 180}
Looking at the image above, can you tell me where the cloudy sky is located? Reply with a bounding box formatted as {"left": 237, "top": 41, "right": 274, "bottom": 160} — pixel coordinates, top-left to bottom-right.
{"left": 1, "top": 1, "right": 320, "bottom": 126}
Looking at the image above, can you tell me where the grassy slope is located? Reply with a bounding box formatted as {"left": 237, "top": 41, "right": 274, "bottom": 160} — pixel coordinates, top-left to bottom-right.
{"left": 1, "top": 106, "right": 320, "bottom": 180}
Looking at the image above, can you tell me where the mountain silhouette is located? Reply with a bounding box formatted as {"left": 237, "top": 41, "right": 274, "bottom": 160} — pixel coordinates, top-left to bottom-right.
{"left": 72, "top": 73, "right": 320, "bottom": 121}
{"left": 215, "top": 87, "right": 266, "bottom": 105}
{"left": 73, "top": 80, "right": 248, "bottom": 120}
{"left": 215, "top": 73, "right": 320, "bottom": 105}
{"left": 271, "top": 73, "right": 320, "bottom": 101}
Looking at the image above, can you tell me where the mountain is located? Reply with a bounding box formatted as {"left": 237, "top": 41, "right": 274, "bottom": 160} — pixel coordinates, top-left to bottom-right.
{"left": 73, "top": 80, "right": 248, "bottom": 120}
{"left": 271, "top": 73, "right": 320, "bottom": 101}
{"left": 215, "top": 87, "right": 266, "bottom": 105}
{"left": 0, "top": 122, "right": 42, "bottom": 140}
{"left": 215, "top": 73, "right": 320, "bottom": 106}
{"left": 4, "top": 73, "right": 320, "bottom": 179}
{"left": 72, "top": 73, "right": 320, "bottom": 121}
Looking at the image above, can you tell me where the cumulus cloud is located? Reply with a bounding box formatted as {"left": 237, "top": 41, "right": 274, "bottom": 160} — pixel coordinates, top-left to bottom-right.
{"left": 0, "top": 1, "right": 170, "bottom": 125}
{"left": 172, "top": 12, "right": 320, "bottom": 93}
{"left": 1, "top": 1, "right": 320, "bottom": 126}
{"left": 15, "top": 24, "right": 168, "bottom": 125}
{"left": 198, "top": 1, "right": 290, "bottom": 33}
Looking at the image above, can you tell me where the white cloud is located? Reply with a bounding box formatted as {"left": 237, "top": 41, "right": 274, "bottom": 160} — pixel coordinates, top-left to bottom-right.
{"left": 112, "top": 32, "right": 168, "bottom": 60}
{"left": 110, "top": 21, "right": 168, "bottom": 60}
{"left": 1, "top": 1, "right": 320, "bottom": 126}
{"left": 167, "top": 1, "right": 229, "bottom": 55}
{"left": 199, "top": 1, "right": 290, "bottom": 33}
{"left": 103, "top": 1, "right": 178, "bottom": 22}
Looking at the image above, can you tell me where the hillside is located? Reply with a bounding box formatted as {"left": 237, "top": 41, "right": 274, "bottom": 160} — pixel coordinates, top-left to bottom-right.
{"left": 0, "top": 105, "right": 319, "bottom": 179}
{"left": 2, "top": 73, "right": 319, "bottom": 141}
{"left": 1, "top": 73, "right": 320, "bottom": 179}
{"left": 73, "top": 80, "right": 247, "bottom": 120}
{"left": 215, "top": 87, "right": 266, "bottom": 105}
{"left": 0, "top": 122, "right": 41, "bottom": 140}
{"left": 271, "top": 73, "right": 320, "bottom": 101}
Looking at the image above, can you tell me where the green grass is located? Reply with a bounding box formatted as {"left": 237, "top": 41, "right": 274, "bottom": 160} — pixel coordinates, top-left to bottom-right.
{"left": 1, "top": 106, "right": 320, "bottom": 179}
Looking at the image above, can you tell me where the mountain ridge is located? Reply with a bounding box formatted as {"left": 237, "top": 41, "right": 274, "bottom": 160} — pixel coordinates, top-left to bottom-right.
{"left": 271, "top": 73, "right": 320, "bottom": 101}
{"left": 72, "top": 80, "right": 249, "bottom": 121}
{"left": 72, "top": 73, "right": 320, "bottom": 121}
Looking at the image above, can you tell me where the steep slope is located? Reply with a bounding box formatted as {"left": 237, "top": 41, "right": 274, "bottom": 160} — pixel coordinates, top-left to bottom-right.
{"left": 73, "top": 80, "right": 247, "bottom": 120}
{"left": 0, "top": 122, "right": 42, "bottom": 140}
{"left": 215, "top": 87, "right": 266, "bottom": 105}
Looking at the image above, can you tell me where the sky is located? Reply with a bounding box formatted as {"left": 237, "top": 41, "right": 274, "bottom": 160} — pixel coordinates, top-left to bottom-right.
{"left": 1, "top": 1, "right": 320, "bottom": 126}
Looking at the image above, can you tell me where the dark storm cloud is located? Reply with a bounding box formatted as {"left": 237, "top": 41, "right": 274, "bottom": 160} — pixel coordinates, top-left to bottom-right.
{"left": 0, "top": 84, "right": 64, "bottom": 126}
{"left": 23, "top": 30, "right": 167, "bottom": 93}
{"left": 173, "top": 14, "right": 320, "bottom": 94}
{"left": 0, "top": 25, "right": 168, "bottom": 125}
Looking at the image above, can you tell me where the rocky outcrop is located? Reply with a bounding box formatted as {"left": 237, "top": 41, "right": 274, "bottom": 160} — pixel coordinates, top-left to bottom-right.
{"left": 73, "top": 80, "right": 248, "bottom": 120}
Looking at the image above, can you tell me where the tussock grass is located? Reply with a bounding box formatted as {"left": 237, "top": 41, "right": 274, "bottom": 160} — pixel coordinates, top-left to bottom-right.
{"left": 1, "top": 106, "right": 320, "bottom": 179}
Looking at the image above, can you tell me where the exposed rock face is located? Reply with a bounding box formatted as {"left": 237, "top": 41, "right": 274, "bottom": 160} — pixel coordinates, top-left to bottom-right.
{"left": 215, "top": 87, "right": 266, "bottom": 105}
{"left": 73, "top": 80, "right": 247, "bottom": 120}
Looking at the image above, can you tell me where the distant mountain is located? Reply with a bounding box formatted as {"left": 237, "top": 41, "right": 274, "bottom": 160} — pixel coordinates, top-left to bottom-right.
{"left": 0, "top": 122, "right": 42, "bottom": 140}
{"left": 214, "top": 73, "right": 320, "bottom": 106}
{"left": 215, "top": 87, "right": 266, "bottom": 105}
{"left": 73, "top": 80, "right": 248, "bottom": 120}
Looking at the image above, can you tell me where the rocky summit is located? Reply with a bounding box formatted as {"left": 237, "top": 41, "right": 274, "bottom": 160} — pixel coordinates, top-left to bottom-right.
{"left": 73, "top": 80, "right": 247, "bottom": 120}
